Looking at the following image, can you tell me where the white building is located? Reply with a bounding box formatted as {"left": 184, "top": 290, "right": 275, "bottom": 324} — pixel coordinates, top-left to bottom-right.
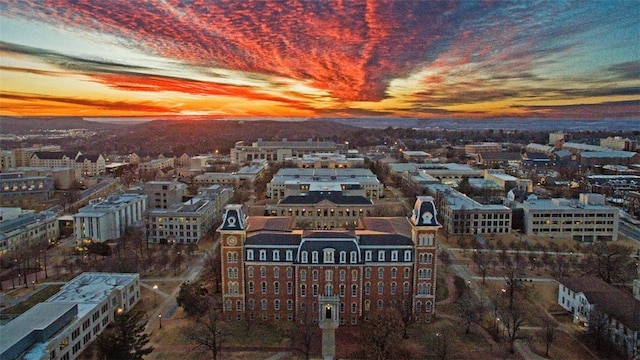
{"left": 558, "top": 276, "right": 640, "bottom": 359}
{"left": 293, "top": 153, "right": 364, "bottom": 168}
{"left": 0, "top": 149, "right": 16, "bottom": 169}
{"left": 0, "top": 272, "right": 140, "bottom": 360}
{"left": 519, "top": 193, "right": 619, "bottom": 241}
{"left": 143, "top": 180, "right": 187, "bottom": 209}
{"left": 73, "top": 194, "right": 147, "bottom": 243}
{"left": 230, "top": 138, "right": 347, "bottom": 165}
{"left": 146, "top": 185, "right": 233, "bottom": 244}
{"left": 0, "top": 209, "right": 58, "bottom": 254}
{"left": 267, "top": 168, "right": 383, "bottom": 200}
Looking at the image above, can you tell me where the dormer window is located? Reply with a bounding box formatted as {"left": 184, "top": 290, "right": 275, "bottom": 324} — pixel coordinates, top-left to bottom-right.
{"left": 323, "top": 248, "right": 335, "bottom": 263}
{"left": 312, "top": 251, "right": 319, "bottom": 263}
{"left": 301, "top": 251, "right": 308, "bottom": 263}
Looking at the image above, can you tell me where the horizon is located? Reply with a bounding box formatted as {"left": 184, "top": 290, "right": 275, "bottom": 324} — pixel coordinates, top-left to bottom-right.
{"left": 1, "top": 1, "right": 639, "bottom": 120}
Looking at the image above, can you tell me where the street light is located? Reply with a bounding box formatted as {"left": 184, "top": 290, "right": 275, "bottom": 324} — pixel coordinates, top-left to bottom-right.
{"left": 158, "top": 314, "right": 162, "bottom": 329}
{"left": 153, "top": 284, "right": 158, "bottom": 307}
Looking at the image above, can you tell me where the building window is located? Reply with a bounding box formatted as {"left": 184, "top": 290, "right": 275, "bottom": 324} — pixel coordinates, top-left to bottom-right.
{"left": 391, "top": 267, "right": 397, "bottom": 279}
{"left": 248, "top": 281, "right": 254, "bottom": 294}
{"left": 312, "top": 270, "right": 319, "bottom": 281}
{"left": 260, "top": 250, "right": 266, "bottom": 261}
{"left": 404, "top": 268, "right": 410, "bottom": 279}
{"left": 350, "top": 251, "right": 357, "bottom": 263}
{"left": 427, "top": 253, "right": 433, "bottom": 264}
{"left": 325, "top": 270, "right": 333, "bottom": 281}
{"left": 286, "top": 267, "right": 293, "bottom": 278}
{"left": 365, "top": 251, "right": 372, "bottom": 261}
{"left": 340, "top": 302, "right": 345, "bottom": 313}
{"left": 325, "top": 284, "right": 333, "bottom": 296}
{"left": 340, "top": 284, "right": 346, "bottom": 297}
{"left": 236, "top": 300, "right": 242, "bottom": 311}
{"left": 301, "top": 251, "right": 308, "bottom": 263}
{"left": 352, "top": 284, "right": 358, "bottom": 297}
{"left": 273, "top": 250, "right": 280, "bottom": 261}
{"left": 274, "top": 299, "right": 280, "bottom": 310}
{"left": 340, "top": 251, "right": 346, "bottom": 263}
{"left": 378, "top": 250, "right": 385, "bottom": 262}
{"left": 287, "top": 300, "right": 293, "bottom": 310}
{"left": 287, "top": 282, "right": 293, "bottom": 294}
{"left": 286, "top": 250, "right": 293, "bottom": 261}
{"left": 426, "top": 301, "right": 433, "bottom": 312}
{"left": 323, "top": 248, "right": 335, "bottom": 263}
{"left": 403, "top": 282, "right": 410, "bottom": 295}
{"left": 261, "top": 281, "right": 267, "bottom": 294}
{"left": 365, "top": 282, "right": 371, "bottom": 295}
{"left": 378, "top": 282, "right": 384, "bottom": 295}
{"left": 274, "top": 281, "right": 280, "bottom": 295}
{"left": 261, "top": 299, "right": 267, "bottom": 310}
{"left": 377, "top": 300, "right": 384, "bottom": 310}
{"left": 274, "top": 267, "right": 280, "bottom": 278}
{"left": 301, "top": 284, "right": 307, "bottom": 296}
{"left": 313, "top": 284, "right": 319, "bottom": 296}
{"left": 404, "top": 250, "right": 411, "bottom": 261}
{"left": 261, "top": 267, "right": 266, "bottom": 278}
{"left": 312, "top": 251, "right": 319, "bottom": 263}
{"left": 300, "top": 269, "right": 307, "bottom": 281}
{"left": 351, "top": 303, "right": 357, "bottom": 313}
{"left": 247, "top": 266, "right": 254, "bottom": 278}
{"left": 352, "top": 270, "right": 358, "bottom": 282}
{"left": 365, "top": 300, "right": 371, "bottom": 311}
{"left": 340, "top": 270, "right": 346, "bottom": 282}
{"left": 391, "top": 250, "right": 398, "bottom": 261}
{"left": 378, "top": 268, "right": 384, "bottom": 279}
{"left": 365, "top": 268, "right": 371, "bottom": 279}
{"left": 391, "top": 282, "right": 397, "bottom": 295}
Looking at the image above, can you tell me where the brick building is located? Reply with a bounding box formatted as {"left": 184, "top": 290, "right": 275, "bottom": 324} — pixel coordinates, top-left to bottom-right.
{"left": 218, "top": 196, "right": 441, "bottom": 326}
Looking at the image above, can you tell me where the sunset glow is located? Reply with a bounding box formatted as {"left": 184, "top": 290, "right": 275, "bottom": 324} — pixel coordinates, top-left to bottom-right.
{"left": 0, "top": 0, "right": 638, "bottom": 119}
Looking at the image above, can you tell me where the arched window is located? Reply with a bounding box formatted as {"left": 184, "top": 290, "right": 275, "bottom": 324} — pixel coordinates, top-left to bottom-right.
{"left": 425, "top": 301, "right": 433, "bottom": 312}
{"left": 261, "top": 299, "right": 267, "bottom": 310}
{"left": 340, "top": 270, "right": 346, "bottom": 281}
{"left": 352, "top": 284, "right": 358, "bottom": 297}
{"left": 274, "top": 299, "right": 280, "bottom": 310}
{"left": 287, "top": 282, "right": 293, "bottom": 294}
{"left": 301, "top": 303, "right": 306, "bottom": 313}
{"left": 300, "top": 269, "right": 307, "bottom": 281}
{"left": 225, "top": 300, "right": 232, "bottom": 311}
{"left": 287, "top": 299, "right": 293, "bottom": 310}
{"left": 426, "top": 269, "right": 432, "bottom": 279}
{"left": 403, "top": 282, "right": 410, "bottom": 295}
{"left": 378, "top": 268, "right": 384, "bottom": 279}
{"left": 313, "top": 284, "right": 319, "bottom": 296}
{"left": 365, "top": 267, "right": 371, "bottom": 279}
{"left": 390, "top": 282, "right": 397, "bottom": 295}
{"left": 261, "top": 281, "right": 267, "bottom": 294}
{"left": 426, "top": 253, "right": 433, "bottom": 264}
{"left": 351, "top": 302, "right": 357, "bottom": 313}
{"left": 364, "top": 300, "right": 371, "bottom": 311}
{"left": 391, "top": 267, "right": 397, "bottom": 279}
{"left": 377, "top": 282, "right": 384, "bottom": 295}
{"left": 274, "top": 267, "right": 280, "bottom": 278}
{"left": 416, "top": 301, "right": 422, "bottom": 312}
{"left": 301, "top": 284, "right": 307, "bottom": 296}
{"left": 248, "top": 281, "right": 254, "bottom": 294}
{"left": 248, "top": 299, "right": 255, "bottom": 310}
{"left": 340, "top": 284, "right": 346, "bottom": 297}
{"left": 274, "top": 281, "right": 280, "bottom": 295}
{"left": 247, "top": 266, "right": 254, "bottom": 278}
{"left": 286, "top": 267, "right": 293, "bottom": 278}
{"left": 365, "top": 282, "right": 371, "bottom": 295}
{"left": 325, "top": 284, "right": 333, "bottom": 296}
{"left": 340, "top": 302, "right": 345, "bottom": 313}
{"left": 351, "top": 270, "right": 358, "bottom": 282}
{"left": 404, "top": 267, "right": 410, "bottom": 279}
{"left": 377, "top": 300, "right": 384, "bottom": 310}
{"left": 236, "top": 300, "right": 242, "bottom": 311}
{"left": 312, "top": 270, "right": 319, "bottom": 281}
{"left": 260, "top": 266, "right": 266, "bottom": 278}
{"left": 301, "top": 251, "right": 308, "bottom": 263}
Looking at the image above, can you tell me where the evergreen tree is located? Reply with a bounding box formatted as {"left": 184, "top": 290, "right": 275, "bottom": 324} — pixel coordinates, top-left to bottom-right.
{"left": 96, "top": 310, "right": 153, "bottom": 360}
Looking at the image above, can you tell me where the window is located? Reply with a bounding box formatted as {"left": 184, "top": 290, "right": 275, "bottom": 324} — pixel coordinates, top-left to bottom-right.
{"left": 427, "top": 253, "right": 433, "bottom": 264}
{"left": 273, "top": 250, "right": 280, "bottom": 261}
{"left": 391, "top": 282, "right": 397, "bottom": 295}
{"left": 404, "top": 250, "right": 411, "bottom": 261}
{"left": 340, "top": 251, "right": 346, "bottom": 263}
{"left": 312, "top": 270, "right": 319, "bottom": 281}
{"left": 301, "top": 284, "right": 307, "bottom": 296}
{"left": 365, "top": 251, "right": 372, "bottom": 261}
{"left": 274, "top": 299, "right": 280, "bottom": 310}
{"left": 261, "top": 281, "right": 267, "bottom": 294}
{"left": 274, "top": 281, "right": 280, "bottom": 294}
{"left": 287, "top": 282, "right": 293, "bottom": 294}
{"left": 350, "top": 251, "right": 357, "bottom": 263}
{"left": 286, "top": 267, "right": 293, "bottom": 278}
{"left": 261, "top": 299, "right": 267, "bottom": 310}
{"left": 260, "top": 250, "right": 266, "bottom": 261}
{"left": 236, "top": 300, "right": 242, "bottom": 311}
{"left": 391, "top": 267, "right": 397, "bottom": 279}
{"left": 313, "top": 284, "right": 319, "bottom": 296}
{"left": 340, "top": 270, "right": 346, "bottom": 281}
{"left": 286, "top": 250, "right": 293, "bottom": 261}
{"left": 340, "top": 302, "right": 345, "bottom": 313}
{"left": 340, "top": 284, "right": 346, "bottom": 297}
{"left": 365, "top": 268, "right": 371, "bottom": 279}
{"left": 323, "top": 248, "right": 335, "bottom": 263}
{"left": 426, "top": 301, "right": 433, "bottom": 312}
{"left": 377, "top": 300, "right": 384, "bottom": 310}
{"left": 378, "top": 250, "right": 385, "bottom": 262}
{"left": 378, "top": 282, "right": 384, "bottom": 295}
{"left": 403, "top": 282, "right": 410, "bottom": 295}
{"left": 351, "top": 303, "right": 357, "bottom": 313}
{"left": 287, "top": 299, "right": 293, "bottom": 310}
{"left": 301, "top": 269, "right": 307, "bottom": 281}
{"left": 352, "top": 284, "right": 358, "bottom": 297}
{"left": 325, "top": 270, "right": 333, "bottom": 281}
{"left": 365, "top": 300, "right": 371, "bottom": 311}
{"left": 312, "top": 251, "right": 319, "bottom": 263}
{"left": 378, "top": 268, "right": 384, "bottom": 279}
{"left": 391, "top": 250, "right": 398, "bottom": 261}
{"left": 352, "top": 270, "right": 358, "bottom": 282}
{"left": 261, "top": 267, "right": 266, "bottom": 278}
{"left": 227, "top": 252, "right": 238, "bottom": 263}
{"left": 325, "top": 284, "right": 333, "bottom": 296}
{"left": 247, "top": 266, "right": 254, "bottom": 278}
{"left": 248, "top": 299, "right": 255, "bottom": 310}
{"left": 248, "top": 281, "right": 254, "bottom": 294}
{"left": 274, "top": 267, "right": 280, "bottom": 278}
{"left": 247, "top": 250, "right": 254, "bottom": 260}
{"left": 301, "top": 251, "right": 308, "bottom": 263}
{"left": 404, "top": 268, "right": 410, "bottom": 279}
{"left": 365, "top": 282, "right": 371, "bottom": 295}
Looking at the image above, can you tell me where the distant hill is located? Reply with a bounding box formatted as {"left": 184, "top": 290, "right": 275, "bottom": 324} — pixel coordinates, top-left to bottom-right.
{"left": 89, "top": 119, "right": 360, "bottom": 156}
{"left": 0, "top": 117, "right": 127, "bottom": 134}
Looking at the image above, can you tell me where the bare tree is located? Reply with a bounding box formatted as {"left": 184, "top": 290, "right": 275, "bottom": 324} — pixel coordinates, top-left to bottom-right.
{"left": 290, "top": 312, "right": 316, "bottom": 360}
{"left": 585, "top": 241, "right": 636, "bottom": 284}
{"left": 361, "top": 308, "right": 404, "bottom": 360}
{"left": 425, "top": 326, "right": 454, "bottom": 360}
{"left": 500, "top": 304, "right": 527, "bottom": 353}
{"left": 502, "top": 260, "right": 525, "bottom": 310}
{"left": 543, "top": 320, "right": 555, "bottom": 357}
{"left": 184, "top": 307, "right": 223, "bottom": 360}
{"left": 438, "top": 248, "right": 452, "bottom": 268}
{"left": 457, "top": 291, "right": 484, "bottom": 334}
{"left": 472, "top": 250, "right": 492, "bottom": 284}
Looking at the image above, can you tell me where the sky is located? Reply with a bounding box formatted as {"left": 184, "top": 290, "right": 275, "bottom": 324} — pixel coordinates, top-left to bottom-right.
{"left": 0, "top": 0, "right": 639, "bottom": 119}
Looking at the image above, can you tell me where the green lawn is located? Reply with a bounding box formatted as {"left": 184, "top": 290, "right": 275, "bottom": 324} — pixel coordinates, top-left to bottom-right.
{"left": 2, "top": 284, "right": 63, "bottom": 316}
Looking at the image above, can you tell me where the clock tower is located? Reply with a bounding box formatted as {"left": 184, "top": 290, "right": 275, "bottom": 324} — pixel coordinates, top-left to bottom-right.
{"left": 410, "top": 196, "right": 441, "bottom": 321}
{"left": 220, "top": 204, "right": 247, "bottom": 320}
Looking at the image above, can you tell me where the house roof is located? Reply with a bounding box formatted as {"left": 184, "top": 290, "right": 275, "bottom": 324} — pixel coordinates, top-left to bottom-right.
{"left": 562, "top": 275, "right": 640, "bottom": 331}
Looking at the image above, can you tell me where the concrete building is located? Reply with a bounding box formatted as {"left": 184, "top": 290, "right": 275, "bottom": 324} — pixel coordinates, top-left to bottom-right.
{"left": 138, "top": 157, "right": 175, "bottom": 173}
{"left": 73, "top": 194, "right": 147, "bottom": 243}
{"left": 146, "top": 185, "right": 233, "bottom": 244}
{"left": 558, "top": 276, "right": 640, "bottom": 359}
{"left": 30, "top": 151, "right": 106, "bottom": 177}
{"left": 600, "top": 136, "right": 638, "bottom": 151}
{"left": 578, "top": 151, "right": 640, "bottom": 168}
{"left": 13, "top": 145, "right": 62, "bottom": 167}
{"left": 424, "top": 184, "right": 512, "bottom": 235}
{"left": 519, "top": 193, "right": 619, "bottom": 241}
{"left": 464, "top": 142, "right": 502, "bottom": 155}
{"left": 293, "top": 153, "right": 364, "bottom": 169}
{"left": 0, "top": 209, "right": 58, "bottom": 254}
{"left": 267, "top": 168, "right": 383, "bottom": 200}
{"left": 401, "top": 151, "right": 432, "bottom": 163}
{"left": 483, "top": 170, "right": 532, "bottom": 192}
{"left": 219, "top": 196, "right": 441, "bottom": 325}
{"left": 0, "top": 150, "right": 16, "bottom": 169}
{"left": 193, "top": 172, "right": 242, "bottom": 188}
{"left": 0, "top": 272, "right": 140, "bottom": 360}
{"left": 230, "top": 138, "right": 347, "bottom": 165}
{"left": 0, "top": 172, "right": 55, "bottom": 203}
{"left": 143, "top": 181, "right": 187, "bottom": 209}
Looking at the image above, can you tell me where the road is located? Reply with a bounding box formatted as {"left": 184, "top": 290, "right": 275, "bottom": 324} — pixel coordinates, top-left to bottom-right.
{"left": 620, "top": 220, "right": 640, "bottom": 241}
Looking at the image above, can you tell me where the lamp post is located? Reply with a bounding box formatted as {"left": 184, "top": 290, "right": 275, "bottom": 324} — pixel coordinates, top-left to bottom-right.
{"left": 158, "top": 314, "right": 162, "bottom": 329}
{"left": 153, "top": 284, "right": 158, "bottom": 307}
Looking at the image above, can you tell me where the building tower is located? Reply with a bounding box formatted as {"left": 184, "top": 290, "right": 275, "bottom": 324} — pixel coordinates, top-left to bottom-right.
{"left": 219, "top": 204, "right": 247, "bottom": 321}
{"left": 410, "top": 196, "right": 441, "bottom": 322}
